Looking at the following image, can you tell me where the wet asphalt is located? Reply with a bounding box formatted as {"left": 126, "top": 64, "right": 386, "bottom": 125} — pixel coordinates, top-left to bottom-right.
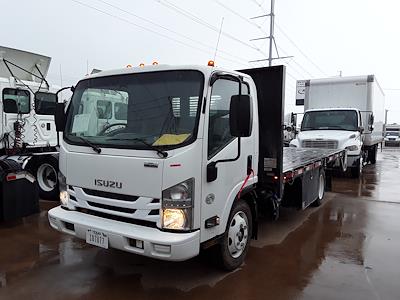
{"left": 1, "top": 148, "right": 400, "bottom": 300}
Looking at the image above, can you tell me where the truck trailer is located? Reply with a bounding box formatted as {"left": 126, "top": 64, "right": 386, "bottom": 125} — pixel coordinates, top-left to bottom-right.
{"left": 48, "top": 65, "right": 345, "bottom": 270}
{"left": 291, "top": 75, "right": 385, "bottom": 177}
{"left": 0, "top": 46, "right": 60, "bottom": 199}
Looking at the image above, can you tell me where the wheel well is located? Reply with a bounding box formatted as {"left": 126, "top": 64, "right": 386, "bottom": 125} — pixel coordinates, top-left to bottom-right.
{"left": 239, "top": 190, "right": 258, "bottom": 239}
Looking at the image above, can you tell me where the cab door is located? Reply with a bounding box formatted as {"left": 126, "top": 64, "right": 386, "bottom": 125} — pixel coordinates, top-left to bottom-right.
{"left": 201, "top": 74, "right": 256, "bottom": 242}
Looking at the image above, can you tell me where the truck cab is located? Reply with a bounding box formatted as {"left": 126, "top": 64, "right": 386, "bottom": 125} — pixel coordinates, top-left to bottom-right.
{"left": 1, "top": 46, "right": 60, "bottom": 199}
{"left": 49, "top": 65, "right": 344, "bottom": 270}
{"left": 384, "top": 124, "right": 400, "bottom": 146}
{"left": 290, "top": 108, "right": 363, "bottom": 175}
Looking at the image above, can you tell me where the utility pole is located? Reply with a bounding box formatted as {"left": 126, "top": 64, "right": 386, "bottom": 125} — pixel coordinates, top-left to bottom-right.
{"left": 268, "top": 0, "right": 275, "bottom": 66}
{"left": 249, "top": 0, "right": 292, "bottom": 65}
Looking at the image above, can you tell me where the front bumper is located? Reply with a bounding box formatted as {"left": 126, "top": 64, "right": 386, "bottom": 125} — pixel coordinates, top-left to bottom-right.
{"left": 48, "top": 206, "right": 200, "bottom": 261}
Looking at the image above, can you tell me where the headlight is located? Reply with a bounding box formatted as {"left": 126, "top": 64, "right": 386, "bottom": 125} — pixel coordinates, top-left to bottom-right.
{"left": 161, "top": 178, "right": 194, "bottom": 231}
{"left": 58, "top": 172, "right": 69, "bottom": 206}
{"left": 346, "top": 145, "right": 359, "bottom": 151}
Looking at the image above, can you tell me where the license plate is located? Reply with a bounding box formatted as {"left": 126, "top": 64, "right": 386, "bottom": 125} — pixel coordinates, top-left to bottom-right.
{"left": 86, "top": 229, "right": 108, "bottom": 249}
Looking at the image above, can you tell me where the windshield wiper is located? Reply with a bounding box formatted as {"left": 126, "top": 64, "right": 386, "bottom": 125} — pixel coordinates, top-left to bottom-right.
{"left": 78, "top": 137, "right": 102, "bottom": 154}
{"left": 107, "top": 138, "right": 168, "bottom": 158}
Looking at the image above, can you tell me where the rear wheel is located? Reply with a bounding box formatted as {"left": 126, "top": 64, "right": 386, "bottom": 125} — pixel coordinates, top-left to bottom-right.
{"left": 216, "top": 201, "right": 252, "bottom": 271}
{"left": 33, "top": 156, "right": 59, "bottom": 200}
{"left": 312, "top": 169, "right": 325, "bottom": 207}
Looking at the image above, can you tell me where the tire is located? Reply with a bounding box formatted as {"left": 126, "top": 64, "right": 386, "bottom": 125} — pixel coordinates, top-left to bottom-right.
{"left": 33, "top": 156, "right": 59, "bottom": 201}
{"left": 216, "top": 201, "right": 253, "bottom": 271}
{"left": 351, "top": 157, "right": 362, "bottom": 178}
{"left": 312, "top": 169, "right": 325, "bottom": 207}
{"left": 369, "top": 145, "right": 377, "bottom": 165}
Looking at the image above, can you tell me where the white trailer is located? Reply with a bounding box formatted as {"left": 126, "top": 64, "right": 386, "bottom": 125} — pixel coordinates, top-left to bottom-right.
{"left": 291, "top": 75, "right": 385, "bottom": 177}
{"left": 0, "top": 46, "right": 59, "bottom": 199}
{"left": 48, "top": 65, "right": 345, "bottom": 270}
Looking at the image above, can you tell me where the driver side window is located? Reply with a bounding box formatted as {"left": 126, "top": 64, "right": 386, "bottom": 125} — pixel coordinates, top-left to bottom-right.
{"left": 208, "top": 79, "right": 241, "bottom": 158}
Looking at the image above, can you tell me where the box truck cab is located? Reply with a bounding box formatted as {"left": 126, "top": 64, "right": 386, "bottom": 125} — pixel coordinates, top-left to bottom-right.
{"left": 384, "top": 124, "right": 400, "bottom": 146}
{"left": 291, "top": 75, "right": 385, "bottom": 177}
{"left": 48, "top": 65, "right": 345, "bottom": 270}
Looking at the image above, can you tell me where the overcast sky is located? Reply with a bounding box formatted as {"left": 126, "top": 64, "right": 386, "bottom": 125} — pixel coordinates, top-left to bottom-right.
{"left": 1, "top": 0, "right": 400, "bottom": 123}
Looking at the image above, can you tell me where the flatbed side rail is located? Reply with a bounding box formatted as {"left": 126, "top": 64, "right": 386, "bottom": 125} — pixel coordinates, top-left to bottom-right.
{"left": 282, "top": 148, "right": 346, "bottom": 184}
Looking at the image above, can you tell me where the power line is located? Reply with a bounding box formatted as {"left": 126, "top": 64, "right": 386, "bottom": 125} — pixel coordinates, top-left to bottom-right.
{"left": 275, "top": 22, "right": 328, "bottom": 76}
{"left": 93, "top": 0, "right": 249, "bottom": 65}
{"left": 68, "top": 0, "right": 249, "bottom": 67}
{"left": 155, "top": 0, "right": 266, "bottom": 55}
{"left": 214, "top": 0, "right": 318, "bottom": 77}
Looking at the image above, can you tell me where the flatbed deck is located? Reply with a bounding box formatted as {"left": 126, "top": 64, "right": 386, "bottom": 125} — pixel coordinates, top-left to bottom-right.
{"left": 283, "top": 147, "right": 345, "bottom": 174}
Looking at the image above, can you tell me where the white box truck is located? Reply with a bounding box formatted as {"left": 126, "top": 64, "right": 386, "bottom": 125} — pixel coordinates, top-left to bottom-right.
{"left": 290, "top": 75, "right": 385, "bottom": 177}
{"left": 0, "top": 46, "right": 60, "bottom": 199}
{"left": 48, "top": 65, "right": 345, "bottom": 270}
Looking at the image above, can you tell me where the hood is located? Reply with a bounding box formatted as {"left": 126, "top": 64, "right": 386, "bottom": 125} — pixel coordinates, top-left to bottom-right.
{"left": 66, "top": 151, "right": 164, "bottom": 199}
{"left": 298, "top": 130, "right": 358, "bottom": 141}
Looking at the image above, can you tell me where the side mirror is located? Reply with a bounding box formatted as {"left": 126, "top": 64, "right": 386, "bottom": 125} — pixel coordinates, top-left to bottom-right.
{"left": 229, "top": 95, "right": 252, "bottom": 137}
{"left": 55, "top": 102, "right": 66, "bottom": 132}
{"left": 358, "top": 126, "right": 364, "bottom": 133}
{"left": 369, "top": 114, "right": 374, "bottom": 125}
{"left": 291, "top": 113, "right": 297, "bottom": 126}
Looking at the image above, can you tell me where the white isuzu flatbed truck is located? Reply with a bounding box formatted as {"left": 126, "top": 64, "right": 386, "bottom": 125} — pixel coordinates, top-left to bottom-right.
{"left": 0, "top": 46, "right": 60, "bottom": 199}
{"left": 48, "top": 65, "right": 345, "bottom": 270}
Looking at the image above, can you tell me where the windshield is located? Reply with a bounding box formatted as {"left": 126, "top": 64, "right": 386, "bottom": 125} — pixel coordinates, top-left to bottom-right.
{"left": 64, "top": 70, "right": 204, "bottom": 150}
{"left": 301, "top": 110, "right": 358, "bottom": 131}
{"left": 386, "top": 131, "right": 399, "bottom": 137}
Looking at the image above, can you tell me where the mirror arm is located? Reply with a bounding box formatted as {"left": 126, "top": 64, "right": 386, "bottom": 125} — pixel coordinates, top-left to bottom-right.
{"left": 214, "top": 137, "right": 241, "bottom": 166}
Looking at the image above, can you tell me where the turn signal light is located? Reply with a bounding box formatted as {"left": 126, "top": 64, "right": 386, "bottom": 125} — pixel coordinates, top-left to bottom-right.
{"left": 152, "top": 61, "right": 159, "bottom": 65}
{"left": 139, "top": 63, "right": 145, "bottom": 67}
{"left": 208, "top": 60, "right": 215, "bottom": 67}
{"left": 126, "top": 64, "right": 132, "bottom": 68}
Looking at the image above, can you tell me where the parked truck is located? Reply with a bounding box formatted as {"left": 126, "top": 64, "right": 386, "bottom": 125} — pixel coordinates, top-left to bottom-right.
{"left": 384, "top": 123, "right": 400, "bottom": 146}
{"left": 48, "top": 64, "right": 345, "bottom": 270}
{"left": 290, "top": 75, "right": 385, "bottom": 177}
{"left": 0, "top": 46, "right": 59, "bottom": 199}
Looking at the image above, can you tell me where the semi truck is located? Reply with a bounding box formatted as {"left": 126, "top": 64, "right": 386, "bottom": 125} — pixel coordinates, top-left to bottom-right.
{"left": 0, "top": 46, "right": 59, "bottom": 199}
{"left": 291, "top": 75, "right": 385, "bottom": 177}
{"left": 48, "top": 64, "right": 345, "bottom": 270}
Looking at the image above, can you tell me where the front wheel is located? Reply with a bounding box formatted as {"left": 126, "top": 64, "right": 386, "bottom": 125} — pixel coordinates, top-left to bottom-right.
{"left": 216, "top": 201, "right": 252, "bottom": 271}
{"left": 368, "top": 145, "right": 378, "bottom": 164}
{"left": 351, "top": 157, "right": 362, "bottom": 178}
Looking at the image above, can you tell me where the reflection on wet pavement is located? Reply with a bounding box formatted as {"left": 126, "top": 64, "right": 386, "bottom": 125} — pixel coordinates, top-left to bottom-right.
{"left": 0, "top": 149, "right": 400, "bottom": 300}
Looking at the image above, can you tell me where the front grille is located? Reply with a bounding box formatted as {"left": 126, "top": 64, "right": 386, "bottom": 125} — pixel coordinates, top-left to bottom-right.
{"left": 76, "top": 207, "right": 157, "bottom": 228}
{"left": 302, "top": 139, "right": 338, "bottom": 149}
{"left": 87, "top": 201, "right": 136, "bottom": 214}
{"left": 82, "top": 188, "right": 139, "bottom": 202}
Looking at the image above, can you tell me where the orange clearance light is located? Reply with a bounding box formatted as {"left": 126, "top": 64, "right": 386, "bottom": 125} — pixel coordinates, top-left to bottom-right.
{"left": 126, "top": 64, "right": 132, "bottom": 68}
{"left": 208, "top": 60, "right": 215, "bottom": 67}
{"left": 152, "top": 61, "right": 159, "bottom": 65}
{"left": 139, "top": 63, "right": 145, "bottom": 67}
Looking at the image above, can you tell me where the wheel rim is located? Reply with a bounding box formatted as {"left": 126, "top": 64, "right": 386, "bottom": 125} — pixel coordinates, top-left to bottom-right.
{"left": 318, "top": 174, "right": 325, "bottom": 199}
{"left": 37, "top": 163, "right": 57, "bottom": 192}
{"left": 228, "top": 211, "right": 249, "bottom": 258}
